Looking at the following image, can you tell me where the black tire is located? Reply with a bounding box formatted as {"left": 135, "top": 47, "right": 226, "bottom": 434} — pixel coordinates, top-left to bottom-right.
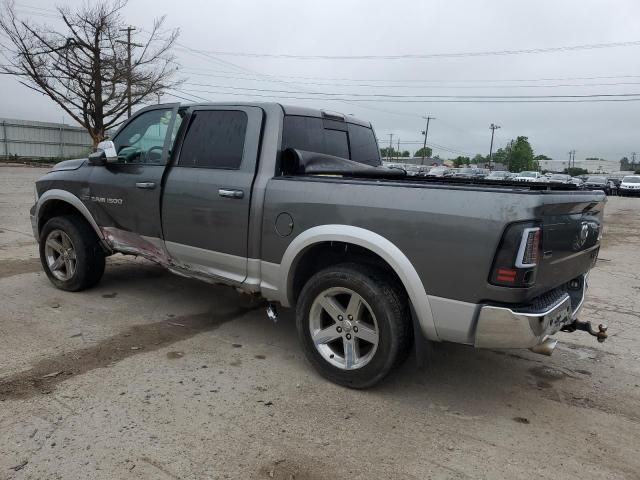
{"left": 296, "top": 263, "right": 412, "bottom": 389}
{"left": 39, "top": 215, "right": 106, "bottom": 291}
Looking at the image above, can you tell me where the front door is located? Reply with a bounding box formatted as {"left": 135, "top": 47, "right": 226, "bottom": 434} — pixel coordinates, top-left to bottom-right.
{"left": 161, "top": 106, "right": 263, "bottom": 283}
{"left": 87, "top": 104, "right": 181, "bottom": 259}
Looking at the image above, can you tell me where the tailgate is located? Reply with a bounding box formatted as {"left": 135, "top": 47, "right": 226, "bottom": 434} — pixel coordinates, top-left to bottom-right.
{"left": 535, "top": 194, "right": 605, "bottom": 292}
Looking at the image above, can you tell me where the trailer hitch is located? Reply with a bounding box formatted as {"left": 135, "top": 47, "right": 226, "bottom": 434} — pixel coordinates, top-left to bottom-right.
{"left": 562, "top": 320, "right": 608, "bottom": 343}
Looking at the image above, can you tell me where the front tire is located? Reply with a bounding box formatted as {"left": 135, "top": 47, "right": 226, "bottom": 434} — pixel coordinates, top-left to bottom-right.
{"left": 39, "top": 215, "right": 106, "bottom": 291}
{"left": 296, "top": 263, "right": 412, "bottom": 389}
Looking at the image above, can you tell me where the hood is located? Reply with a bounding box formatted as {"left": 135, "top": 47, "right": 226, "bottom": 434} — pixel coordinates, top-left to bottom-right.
{"left": 51, "top": 158, "right": 87, "bottom": 172}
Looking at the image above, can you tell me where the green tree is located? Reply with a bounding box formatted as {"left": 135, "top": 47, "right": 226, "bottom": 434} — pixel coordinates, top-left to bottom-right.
{"left": 402, "top": 150, "right": 410, "bottom": 157}
{"left": 491, "top": 147, "right": 508, "bottom": 167}
{"left": 504, "top": 137, "right": 535, "bottom": 172}
{"left": 414, "top": 147, "right": 432, "bottom": 158}
{"left": 620, "top": 156, "right": 630, "bottom": 170}
{"left": 563, "top": 167, "right": 589, "bottom": 176}
{"left": 534, "top": 154, "right": 551, "bottom": 161}
{"left": 470, "top": 154, "right": 485, "bottom": 165}
{"left": 452, "top": 156, "right": 470, "bottom": 167}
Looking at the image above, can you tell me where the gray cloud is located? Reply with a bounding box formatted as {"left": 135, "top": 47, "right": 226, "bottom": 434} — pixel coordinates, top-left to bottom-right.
{"left": 2, "top": 0, "right": 639, "bottom": 160}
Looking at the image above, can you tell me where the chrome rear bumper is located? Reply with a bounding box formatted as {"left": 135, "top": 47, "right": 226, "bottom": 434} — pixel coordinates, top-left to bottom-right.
{"left": 474, "top": 276, "right": 586, "bottom": 349}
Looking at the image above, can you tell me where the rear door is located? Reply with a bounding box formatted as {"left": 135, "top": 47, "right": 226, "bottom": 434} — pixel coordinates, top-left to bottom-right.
{"left": 87, "top": 104, "right": 180, "bottom": 255}
{"left": 161, "top": 106, "right": 263, "bottom": 283}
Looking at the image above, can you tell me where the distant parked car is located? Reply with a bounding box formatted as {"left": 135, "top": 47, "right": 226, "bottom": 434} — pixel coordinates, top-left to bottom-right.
{"left": 619, "top": 175, "right": 640, "bottom": 196}
{"left": 404, "top": 165, "right": 421, "bottom": 176}
{"left": 583, "top": 176, "right": 616, "bottom": 195}
{"left": 514, "top": 171, "right": 544, "bottom": 182}
{"left": 485, "top": 170, "right": 512, "bottom": 181}
{"left": 548, "top": 174, "right": 572, "bottom": 184}
{"left": 426, "top": 166, "right": 452, "bottom": 177}
{"left": 570, "top": 177, "right": 584, "bottom": 188}
{"left": 453, "top": 167, "right": 488, "bottom": 179}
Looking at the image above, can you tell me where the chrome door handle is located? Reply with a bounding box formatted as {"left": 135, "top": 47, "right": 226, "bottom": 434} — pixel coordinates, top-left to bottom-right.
{"left": 135, "top": 182, "right": 156, "bottom": 189}
{"left": 218, "top": 188, "right": 244, "bottom": 199}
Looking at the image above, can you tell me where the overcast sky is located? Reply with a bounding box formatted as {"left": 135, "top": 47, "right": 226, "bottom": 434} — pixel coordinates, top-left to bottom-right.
{"left": 2, "top": 0, "right": 640, "bottom": 160}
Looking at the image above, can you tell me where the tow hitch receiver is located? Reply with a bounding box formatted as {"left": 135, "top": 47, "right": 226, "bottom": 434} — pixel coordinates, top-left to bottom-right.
{"left": 562, "top": 320, "right": 608, "bottom": 343}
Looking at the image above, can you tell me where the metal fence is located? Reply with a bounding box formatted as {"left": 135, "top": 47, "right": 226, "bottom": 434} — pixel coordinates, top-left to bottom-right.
{"left": 0, "top": 118, "right": 92, "bottom": 160}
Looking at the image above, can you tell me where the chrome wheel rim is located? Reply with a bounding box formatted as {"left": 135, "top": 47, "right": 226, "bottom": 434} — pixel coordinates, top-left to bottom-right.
{"left": 308, "top": 287, "right": 379, "bottom": 370}
{"left": 44, "top": 229, "right": 77, "bottom": 281}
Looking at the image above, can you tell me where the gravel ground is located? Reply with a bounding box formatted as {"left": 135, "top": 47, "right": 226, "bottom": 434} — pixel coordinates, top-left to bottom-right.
{"left": 0, "top": 165, "right": 639, "bottom": 479}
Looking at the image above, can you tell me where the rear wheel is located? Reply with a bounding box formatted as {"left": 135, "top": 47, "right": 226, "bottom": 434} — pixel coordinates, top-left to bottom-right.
{"left": 39, "top": 215, "right": 106, "bottom": 291}
{"left": 296, "top": 263, "right": 412, "bottom": 388}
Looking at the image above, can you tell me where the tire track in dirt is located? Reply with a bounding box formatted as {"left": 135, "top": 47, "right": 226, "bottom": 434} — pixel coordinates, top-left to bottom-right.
{"left": 0, "top": 258, "right": 41, "bottom": 279}
{"left": 0, "top": 306, "right": 258, "bottom": 401}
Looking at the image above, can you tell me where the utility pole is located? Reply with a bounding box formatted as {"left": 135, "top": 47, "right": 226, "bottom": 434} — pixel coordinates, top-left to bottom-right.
{"left": 488, "top": 123, "right": 501, "bottom": 169}
{"left": 387, "top": 133, "right": 394, "bottom": 161}
{"left": 397, "top": 138, "right": 400, "bottom": 161}
{"left": 632, "top": 152, "right": 637, "bottom": 164}
{"left": 421, "top": 116, "right": 435, "bottom": 165}
{"left": 569, "top": 149, "right": 576, "bottom": 169}
{"left": 117, "top": 26, "right": 142, "bottom": 118}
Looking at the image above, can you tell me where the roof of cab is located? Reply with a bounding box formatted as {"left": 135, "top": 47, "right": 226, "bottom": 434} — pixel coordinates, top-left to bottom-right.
{"left": 172, "top": 101, "right": 372, "bottom": 128}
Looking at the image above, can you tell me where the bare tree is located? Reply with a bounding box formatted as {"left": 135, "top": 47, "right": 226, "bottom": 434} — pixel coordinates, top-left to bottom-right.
{"left": 0, "top": 0, "right": 181, "bottom": 146}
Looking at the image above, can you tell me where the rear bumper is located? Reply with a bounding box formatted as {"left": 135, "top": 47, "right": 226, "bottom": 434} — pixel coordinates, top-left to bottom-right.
{"left": 474, "top": 275, "right": 587, "bottom": 349}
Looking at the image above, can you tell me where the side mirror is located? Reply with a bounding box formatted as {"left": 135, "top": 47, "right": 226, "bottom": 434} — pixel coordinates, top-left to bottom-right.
{"left": 89, "top": 140, "right": 118, "bottom": 166}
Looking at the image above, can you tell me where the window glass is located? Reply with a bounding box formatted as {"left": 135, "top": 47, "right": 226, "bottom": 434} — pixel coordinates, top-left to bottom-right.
{"left": 282, "top": 116, "right": 325, "bottom": 154}
{"left": 323, "top": 129, "right": 349, "bottom": 159}
{"left": 113, "top": 108, "right": 174, "bottom": 164}
{"left": 284, "top": 115, "right": 384, "bottom": 166}
{"left": 347, "top": 123, "right": 380, "bottom": 166}
{"left": 178, "top": 110, "right": 247, "bottom": 169}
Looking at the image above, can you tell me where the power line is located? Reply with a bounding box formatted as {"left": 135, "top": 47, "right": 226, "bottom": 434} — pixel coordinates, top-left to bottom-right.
{"left": 180, "top": 82, "right": 640, "bottom": 99}
{"left": 176, "top": 87, "right": 640, "bottom": 103}
{"left": 172, "top": 39, "right": 640, "bottom": 61}
{"left": 178, "top": 67, "right": 640, "bottom": 84}
{"left": 180, "top": 72, "right": 640, "bottom": 89}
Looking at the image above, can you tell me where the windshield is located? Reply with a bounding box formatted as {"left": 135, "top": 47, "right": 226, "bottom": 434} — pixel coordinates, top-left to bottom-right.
{"left": 550, "top": 174, "right": 569, "bottom": 181}
{"left": 488, "top": 171, "right": 507, "bottom": 177}
{"left": 520, "top": 171, "right": 537, "bottom": 178}
{"left": 459, "top": 168, "right": 474, "bottom": 173}
{"left": 586, "top": 176, "right": 607, "bottom": 184}
{"left": 430, "top": 167, "right": 447, "bottom": 172}
{"left": 623, "top": 176, "right": 640, "bottom": 183}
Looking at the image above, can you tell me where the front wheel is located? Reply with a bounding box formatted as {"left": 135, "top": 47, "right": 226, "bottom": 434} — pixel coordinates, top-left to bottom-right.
{"left": 39, "top": 215, "right": 106, "bottom": 291}
{"left": 296, "top": 263, "right": 412, "bottom": 388}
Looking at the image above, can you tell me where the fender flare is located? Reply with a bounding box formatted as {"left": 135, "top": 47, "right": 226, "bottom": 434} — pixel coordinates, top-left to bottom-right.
{"left": 35, "top": 189, "right": 106, "bottom": 243}
{"left": 278, "top": 225, "right": 440, "bottom": 341}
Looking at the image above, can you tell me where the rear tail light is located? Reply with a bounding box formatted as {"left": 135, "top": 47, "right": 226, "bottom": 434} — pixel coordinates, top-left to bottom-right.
{"left": 516, "top": 227, "right": 541, "bottom": 268}
{"left": 490, "top": 223, "right": 542, "bottom": 287}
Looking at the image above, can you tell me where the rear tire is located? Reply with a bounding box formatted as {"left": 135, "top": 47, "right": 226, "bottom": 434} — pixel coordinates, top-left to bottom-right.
{"left": 39, "top": 215, "right": 106, "bottom": 291}
{"left": 296, "top": 263, "right": 412, "bottom": 389}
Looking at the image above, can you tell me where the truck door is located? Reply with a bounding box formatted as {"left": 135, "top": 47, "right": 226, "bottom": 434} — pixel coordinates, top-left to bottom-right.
{"left": 87, "top": 104, "right": 181, "bottom": 258}
{"left": 161, "top": 106, "right": 263, "bottom": 283}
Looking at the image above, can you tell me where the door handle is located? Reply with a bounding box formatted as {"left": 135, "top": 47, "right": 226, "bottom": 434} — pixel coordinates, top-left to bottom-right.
{"left": 135, "top": 182, "right": 156, "bottom": 189}
{"left": 218, "top": 188, "right": 244, "bottom": 199}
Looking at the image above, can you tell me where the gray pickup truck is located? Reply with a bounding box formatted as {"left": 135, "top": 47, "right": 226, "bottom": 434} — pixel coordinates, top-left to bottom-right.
{"left": 30, "top": 102, "right": 607, "bottom": 388}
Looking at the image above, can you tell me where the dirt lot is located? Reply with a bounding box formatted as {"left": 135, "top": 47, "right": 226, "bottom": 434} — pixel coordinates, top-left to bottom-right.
{"left": 1, "top": 165, "right": 639, "bottom": 479}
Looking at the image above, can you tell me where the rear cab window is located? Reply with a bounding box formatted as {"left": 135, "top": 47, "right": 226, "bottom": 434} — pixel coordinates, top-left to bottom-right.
{"left": 282, "top": 115, "right": 381, "bottom": 167}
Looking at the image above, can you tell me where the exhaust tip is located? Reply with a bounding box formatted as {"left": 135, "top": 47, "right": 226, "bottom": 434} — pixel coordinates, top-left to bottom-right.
{"left": 530, "top": 338, "right": 558, "bottom": 356}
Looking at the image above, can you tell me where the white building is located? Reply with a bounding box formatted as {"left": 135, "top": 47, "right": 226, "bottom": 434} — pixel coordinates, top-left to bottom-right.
{"left": 537, "top": 159, "right": 621, "bottom": 174}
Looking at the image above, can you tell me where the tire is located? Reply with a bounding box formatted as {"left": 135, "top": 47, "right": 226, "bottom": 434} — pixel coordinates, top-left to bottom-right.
{"left": 296, "top": 263, "right": 412, "bottom": 389}
{"left": 39, "top": 215, "right": 106, "bottom": 291}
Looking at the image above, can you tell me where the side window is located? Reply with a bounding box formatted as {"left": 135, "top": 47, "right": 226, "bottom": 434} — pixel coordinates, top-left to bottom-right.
{"left": 282, "top": 115, "right": 350, "bottom": 159}
{"left": 348, "top": 123, "right": 381, "bottom": 166}
{"left": 113, "top": 108, "right": 176, "bottom": 164}
{"left": 178, "top": 110, "right": 247, "bottom": 169}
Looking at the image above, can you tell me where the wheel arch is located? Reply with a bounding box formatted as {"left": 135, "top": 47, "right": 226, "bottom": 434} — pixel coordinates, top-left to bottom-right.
{"left": 36, "top": 190, "right": 107, "bottom": 247}
{"left": 278, "top": 225, "right": 439, "bottom": 341}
